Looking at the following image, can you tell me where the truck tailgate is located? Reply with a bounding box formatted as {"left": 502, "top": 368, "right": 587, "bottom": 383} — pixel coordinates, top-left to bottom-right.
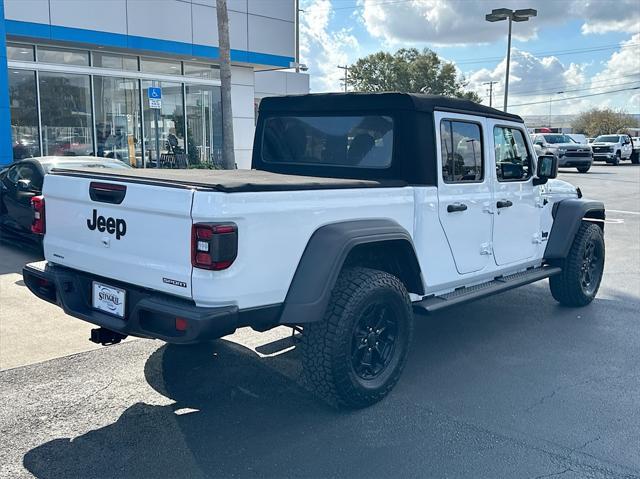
{"left": 42, "top": 173, "right": 194, "bottom": 299}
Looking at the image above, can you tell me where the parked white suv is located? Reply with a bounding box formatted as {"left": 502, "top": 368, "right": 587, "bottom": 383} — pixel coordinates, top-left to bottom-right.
{"left": 23, "top": 93, "right": 606, "bottom": 408}
{"left": 591, "top": 134, "right": 634, "bottom": 165}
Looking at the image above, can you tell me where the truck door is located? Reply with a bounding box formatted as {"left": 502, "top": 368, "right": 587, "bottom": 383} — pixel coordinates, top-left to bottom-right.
{"left": 489, "top": 122, "right": 540, "bottom": 265}
{"left": 435, "top": 112, "right": 494, "bottom": 275}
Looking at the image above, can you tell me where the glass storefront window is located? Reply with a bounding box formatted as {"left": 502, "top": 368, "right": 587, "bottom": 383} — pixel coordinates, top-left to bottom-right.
{"left": 8, "top": 69, "right": 40, "bottom": 160}
{"left": 140, "top": 57, "right": 182, "bottom": 75}
{"left": 186, "top": 85, "right": 222, "bottom": 166}
{"left": 39, "top": 72, "right": 94, "bottom": 156}
{"left": 7, "top": 43, "right": 35, "bottom": 62}
{"left": 93, "top": 52, "right": 139, "bottom": 71}
{"left": 37, "top": 46, "right": 90, "bottom": 66}
{"left": 141, "top": 81, "right": 185, "bottom": 167}
{"left": 184, "top": 62, "right": 220, "bottom": 80}
{"left": 94, "top": 76, "right": 143, "bottom": 167}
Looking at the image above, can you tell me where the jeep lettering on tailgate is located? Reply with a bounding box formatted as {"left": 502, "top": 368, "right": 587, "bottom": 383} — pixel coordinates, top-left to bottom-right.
{"left": 87, "top": 209, "right": 127, "bottom": 239}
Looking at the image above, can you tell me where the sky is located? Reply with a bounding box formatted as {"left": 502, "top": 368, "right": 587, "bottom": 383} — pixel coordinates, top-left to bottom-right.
{"left": 299, "top": 0, "right": 640, "bottom": 117}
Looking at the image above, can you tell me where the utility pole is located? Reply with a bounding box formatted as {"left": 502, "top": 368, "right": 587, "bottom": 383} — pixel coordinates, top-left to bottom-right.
{"left": 217, "top": 0, "right": 235, "bottom": 169}
{"left": 483, "top": 81, "right": 499, "bottom": 108}
{"left": 337, "top": 65, "right": 349, "bottom": 92}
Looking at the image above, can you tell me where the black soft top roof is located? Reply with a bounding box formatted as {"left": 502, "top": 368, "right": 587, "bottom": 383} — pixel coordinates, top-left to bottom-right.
{"left": 259, "top": 92, "right": 523, "bottom": 123}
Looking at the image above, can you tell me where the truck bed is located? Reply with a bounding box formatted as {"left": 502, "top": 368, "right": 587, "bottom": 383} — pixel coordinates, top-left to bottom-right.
{"left": 51, "top": 168, "right": 407, "bottom": 193}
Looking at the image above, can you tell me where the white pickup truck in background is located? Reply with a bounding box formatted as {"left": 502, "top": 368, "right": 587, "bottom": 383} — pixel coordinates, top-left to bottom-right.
{"left": 24, "top": 93, "right": 606, "bottom": 408}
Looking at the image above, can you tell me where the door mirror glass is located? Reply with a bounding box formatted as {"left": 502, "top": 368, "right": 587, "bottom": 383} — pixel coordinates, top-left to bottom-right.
{"left": 17, "top": 178, "right": 32, "bottom": 191}
{"left": 534, "top": 154, "right": 558, "bottom": 185}
{"left": 500, "top": 163, "right": 524, "bottom": 180}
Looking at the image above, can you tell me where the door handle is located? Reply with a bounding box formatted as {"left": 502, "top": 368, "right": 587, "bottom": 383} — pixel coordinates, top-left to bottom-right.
{"left": 447, "top": 203, "right": 468, "bottom": 213}
{"left": 496, "top": 200, "right": 513, "bottom": 209}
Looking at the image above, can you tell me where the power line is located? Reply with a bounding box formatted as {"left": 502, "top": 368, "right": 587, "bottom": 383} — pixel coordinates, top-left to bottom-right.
{"left": 456, "top": 42, "right": 639, "bottom": 65}
{"left": 512, "top": 78, "right": 640, "bottom": 98}
{"left": 508, "top": 85, "right": 640, "bottom": 108}
{"left": 483, "top": 72, "right": 640, "bottom": 97}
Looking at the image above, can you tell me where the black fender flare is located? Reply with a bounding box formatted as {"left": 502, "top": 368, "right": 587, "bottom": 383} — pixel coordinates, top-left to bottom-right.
{"left": 279, "top": 219, "right": 424, "bottom": 325}
{"left": 544, "top": 199, "right": 605, "bottom": 260}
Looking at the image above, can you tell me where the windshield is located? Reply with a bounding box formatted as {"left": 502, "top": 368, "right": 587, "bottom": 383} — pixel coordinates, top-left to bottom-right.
{"left": 543, "top": 134, "right": 575, "bottom": 144}
{"left": 595, "top": 135, "right": 620, "bottom": 143}
{"left": 262, "top": 115, "right": 394, "bottom": 168}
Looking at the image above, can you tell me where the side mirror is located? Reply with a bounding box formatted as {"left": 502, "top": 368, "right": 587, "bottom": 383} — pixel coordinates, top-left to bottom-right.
{"left": 17, "top": 179, "right": 31, "bottom": 191}
{"left": 533, "top": 154, "right": 558, "bottom": 186}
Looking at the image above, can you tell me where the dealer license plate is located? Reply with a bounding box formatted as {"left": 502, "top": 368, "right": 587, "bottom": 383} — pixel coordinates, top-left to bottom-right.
{"left": 92, "top": 281, "right": 126, "bottom": 318}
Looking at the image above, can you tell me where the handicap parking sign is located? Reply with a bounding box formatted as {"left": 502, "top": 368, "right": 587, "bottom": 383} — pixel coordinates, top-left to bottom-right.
{"left": 148, "top": 87, "right": 162, "bottom": 100}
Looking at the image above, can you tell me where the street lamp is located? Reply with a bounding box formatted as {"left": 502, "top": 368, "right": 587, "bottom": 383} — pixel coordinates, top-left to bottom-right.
{"left": 548, "top": 91, "right": 564, "bottom": 127}
{"left": 485, "top": 8, "right": 537, "bottom": 112}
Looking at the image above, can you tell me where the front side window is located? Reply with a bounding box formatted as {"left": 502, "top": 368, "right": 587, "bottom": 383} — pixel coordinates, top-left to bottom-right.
{"left": 440, "top": 120, "right": 483, "bottom": 183}
{"left": 262, "top": 115, "right": 394, "bottom": 168}
{"left": 494, "top": 126, "right": 532, "bottom": 181}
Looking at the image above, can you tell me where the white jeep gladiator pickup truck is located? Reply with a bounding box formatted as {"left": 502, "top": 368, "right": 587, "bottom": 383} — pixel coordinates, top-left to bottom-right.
{"left": 24, "top": 93, "right": 606, "bottom": 408}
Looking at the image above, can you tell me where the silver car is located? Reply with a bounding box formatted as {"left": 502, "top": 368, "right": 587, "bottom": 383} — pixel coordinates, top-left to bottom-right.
{"left": 532, "top": 133, "right": 593, "bottom": 173}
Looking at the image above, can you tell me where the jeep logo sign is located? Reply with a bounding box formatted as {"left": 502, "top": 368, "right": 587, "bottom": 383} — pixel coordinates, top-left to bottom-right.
{"left": 87, "top": 209, "right": 127, "bottom": 240}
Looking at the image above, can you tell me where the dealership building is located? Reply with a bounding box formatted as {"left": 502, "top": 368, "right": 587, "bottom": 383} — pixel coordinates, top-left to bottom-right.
{"left": 0, "top": 0, "right": 308, "bottom": 168}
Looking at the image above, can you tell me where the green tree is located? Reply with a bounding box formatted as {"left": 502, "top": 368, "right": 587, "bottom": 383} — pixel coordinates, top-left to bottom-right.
{"left": 572, "top": 108, "right": 637, "bottom": 137}
{"left": 347, "top": 48, "right": 481, "bottom": 102}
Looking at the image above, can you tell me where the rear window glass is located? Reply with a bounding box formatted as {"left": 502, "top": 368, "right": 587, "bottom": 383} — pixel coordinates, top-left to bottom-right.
{"left": 262, "top": 115, "right": 394, "bottom": 168}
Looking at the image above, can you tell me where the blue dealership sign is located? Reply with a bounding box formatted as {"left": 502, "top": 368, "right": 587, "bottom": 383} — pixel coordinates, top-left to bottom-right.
{"left": 148, "top": 87, "right": 162, "bottom": 99}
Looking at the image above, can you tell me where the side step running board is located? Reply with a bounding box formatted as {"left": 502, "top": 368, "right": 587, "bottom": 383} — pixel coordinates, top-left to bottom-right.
{"left": 414, "top": 266, "right": 562, "bottom": 314}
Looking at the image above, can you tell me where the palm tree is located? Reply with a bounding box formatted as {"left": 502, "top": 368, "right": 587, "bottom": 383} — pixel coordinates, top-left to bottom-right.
{"left": 216, "top": 0, "right": 235, "bottom": 169}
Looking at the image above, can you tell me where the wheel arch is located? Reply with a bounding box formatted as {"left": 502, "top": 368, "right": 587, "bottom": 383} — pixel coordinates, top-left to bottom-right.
{"left": 279, "top": 219, "right": 424, "bottom": 325}
{"left": 544, "top": 199, "right": 605, "bottom": 260}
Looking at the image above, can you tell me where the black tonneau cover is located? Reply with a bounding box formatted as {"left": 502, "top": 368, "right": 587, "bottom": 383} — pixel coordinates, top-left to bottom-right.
{"left": 51, "top": 167, "right": 407, "bottom": 193}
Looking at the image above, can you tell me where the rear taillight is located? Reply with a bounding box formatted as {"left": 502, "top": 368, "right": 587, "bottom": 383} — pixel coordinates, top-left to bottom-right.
{"left": 31, "top": 195, "right": 45, "bottom": 235}
{"left": 191, "top": 223, "right": 238, "bottom": 270}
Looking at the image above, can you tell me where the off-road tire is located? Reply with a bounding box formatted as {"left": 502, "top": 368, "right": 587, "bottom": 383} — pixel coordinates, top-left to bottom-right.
{"left": 300, "top": 267, "right": 414, "bottom": 409}
{"left": 577, "top": 166, "right": 590, "bottom": 173}
{"left": 549, "top": 222, "right": 605, "bottom": 307}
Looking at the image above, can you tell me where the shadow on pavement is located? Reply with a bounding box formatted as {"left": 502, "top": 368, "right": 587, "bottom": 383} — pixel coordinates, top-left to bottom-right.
{"left": 22, "top": 340, "right": 347, "bottom": 479}
{"left": 0, "top": 235, "right": 43, "bottom": 276}
{"left": 19, "top": 284, "right": 640, "bottom": 478}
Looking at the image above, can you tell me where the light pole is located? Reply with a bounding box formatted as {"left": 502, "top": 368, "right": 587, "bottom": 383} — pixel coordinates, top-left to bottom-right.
{"left": 485, "top": 8, "right": 537, "bottom": 112}
{"left": 548, "top": 91, "right": 564, "bottom": 128}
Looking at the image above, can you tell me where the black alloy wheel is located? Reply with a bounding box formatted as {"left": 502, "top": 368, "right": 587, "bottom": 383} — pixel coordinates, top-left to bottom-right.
{"left": 351, "top": 302, "right": 399, "bottom": 380}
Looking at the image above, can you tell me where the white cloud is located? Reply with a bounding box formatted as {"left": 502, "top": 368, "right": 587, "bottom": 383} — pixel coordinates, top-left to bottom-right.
{"left": 300, "top": 0, "right": 360, "bottom": 92}
{"left": 359, "top": 0, "right": 640, "bottom": 46}
{"left": 580, "top": 1, "right": 640, "bottom": 35}
{"left": 466, "top": 35, "right": 640, "bottom": 116}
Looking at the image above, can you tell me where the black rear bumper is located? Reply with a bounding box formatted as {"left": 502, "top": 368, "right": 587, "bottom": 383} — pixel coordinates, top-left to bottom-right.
{"left": 23, "top": 262, "right": 280, "bottom": 344}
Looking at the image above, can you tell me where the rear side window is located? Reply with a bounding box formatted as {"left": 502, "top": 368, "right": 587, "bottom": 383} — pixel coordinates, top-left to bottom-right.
{"left": 494, "top": 127, "right": 532, "bottom": 182}
{"left": 440, "top": 120, "right": 483, "bottom": 183}
{"left": 262, "top": 115, "right": 394, "bottom": 168}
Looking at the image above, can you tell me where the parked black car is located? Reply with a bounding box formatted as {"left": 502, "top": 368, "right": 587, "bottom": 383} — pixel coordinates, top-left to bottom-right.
{"left": 1, "top": 156, "right": 130, "bottom": 243}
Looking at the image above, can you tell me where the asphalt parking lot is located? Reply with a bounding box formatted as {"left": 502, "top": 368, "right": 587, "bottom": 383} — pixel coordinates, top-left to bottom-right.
{"left": 1, "top": 163, "right": 639, "bottom": 478}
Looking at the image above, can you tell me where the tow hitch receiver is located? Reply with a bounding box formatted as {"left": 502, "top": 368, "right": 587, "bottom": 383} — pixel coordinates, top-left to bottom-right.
{"left": 90, "top": 328, "right": 127, "bottom": 346}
